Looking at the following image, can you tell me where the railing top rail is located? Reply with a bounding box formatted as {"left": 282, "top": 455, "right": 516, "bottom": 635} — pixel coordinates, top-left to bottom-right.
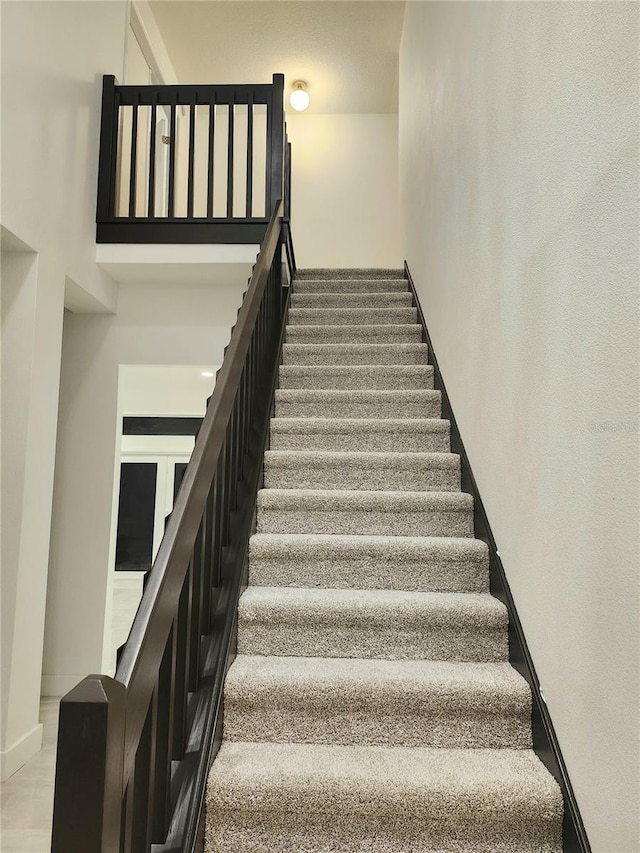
{"left": 114, "top": 198, "right": 284, "bottom": 783}
{"left": 115, "top": 81, "right": 275, "bottom": 107}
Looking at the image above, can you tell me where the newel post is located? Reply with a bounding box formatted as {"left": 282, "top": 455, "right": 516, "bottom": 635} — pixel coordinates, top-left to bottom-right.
{"left": 268, "top": 74, "right": 285, "bottom": 215}
{"left": 51, "top": 675, "right": 126, "bottom": 853}
{"left": 96, "top": 75, "right": 118, "bottom": 224}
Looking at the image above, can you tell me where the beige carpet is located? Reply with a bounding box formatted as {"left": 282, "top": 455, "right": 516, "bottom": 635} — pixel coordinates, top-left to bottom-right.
{"left": 205, "top": 269, "right": 562, "bottom": 852}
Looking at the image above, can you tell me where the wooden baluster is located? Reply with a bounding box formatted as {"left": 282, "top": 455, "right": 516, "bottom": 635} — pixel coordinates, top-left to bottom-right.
{"left": 207, "top": 100, "right": 215, "bottom": 218}
{"left": 150, "top": 628, "right": 175, "bottom": 842}
{"left": 148, "top": 99, "right": 157, "bottom": 218}
{"left": 187, "top": 94, "right": 196, "bottom": 218}
{"left": 246, "top": 93, "right": 254, "bottom": 218}
{"left": 129, "top": 95, "right": 139, "bottom": 218}
{"left": 129, "top": 700, "right": 154, "bottom": 852}
{"left": 167, "top": 99, "right": 177, "bottom": 218}
{"left": 227, "top": 96, "right": 235, "bottom": 218}
{"left": 172, "top": 570, "right": 192, "bottom": 759}
{"left": 189, "top": 525, "right": 204, "bottom": 690}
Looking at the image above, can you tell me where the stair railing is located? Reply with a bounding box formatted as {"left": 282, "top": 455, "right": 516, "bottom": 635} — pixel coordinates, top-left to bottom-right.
{"left": 97, "top": 73, "right": 289, "bottom": 245}
{"left": 51, "top": 199, "right": 292, "bottom": 853}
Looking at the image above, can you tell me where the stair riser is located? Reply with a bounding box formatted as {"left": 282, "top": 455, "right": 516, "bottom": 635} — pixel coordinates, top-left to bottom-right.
{"left": 291, "top": 293, "right": 413, "bottom": 308}
{"left": 288, "top": 308, "right": 417, "bottom": 326}
{"left": 225, "top": 705, "right": 530, "bottom": 749}
{"left": 269, "top": 430, "right": 450, "bottom": 453}
{"left": 294, "top": 279, "right": 409, "bottom": 293}
{"left": 256, "top": 506, "right": 474, "bottom": 537}
{"left": 249, "top": 535, "right": 489, "bottom": 593}
{"left": 237, "top": 623, "right": 507, "bottom": 662}
{"left": 249, "top": 558, "right": 487, "bottom": 594}
{"left": 279, "top": 366, "right": 434, "bottom": 391}
{"left": 281, "top": 344, "right": 429, "bottom": 366}
{"left": 286, "top": 325, "right": 422, "bottom": 343}
{"left": 274, "top": 394, "right": 441, "bottom": 419}
{"left": 249, "top": 561, "right": 487, "bottom": 592}
{"left": 263, "top": 461, "right": 460, "bottom": 492}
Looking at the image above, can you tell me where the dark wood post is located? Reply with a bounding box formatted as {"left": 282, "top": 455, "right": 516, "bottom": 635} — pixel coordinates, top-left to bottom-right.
{"left": 96, "top": 75, "right": 118, "bottom": 223}
{"left": 268, "top": 74, "right": 285, "bottom": 215}
{"left": 51, "top": 675, "right": 126, "bottom": 853}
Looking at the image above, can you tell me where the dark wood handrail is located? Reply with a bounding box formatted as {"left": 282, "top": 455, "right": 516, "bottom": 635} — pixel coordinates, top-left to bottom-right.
{"left": 52, "top": 198, "right": 291, "bottom": 853}
{"left": 116, "top": 199, "right": 284, "bottom": 783}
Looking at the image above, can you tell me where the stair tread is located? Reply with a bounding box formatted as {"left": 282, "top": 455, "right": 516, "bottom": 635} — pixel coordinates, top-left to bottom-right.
{"left": 275, "top": 388, "right": 438, "bottom": 397}
{"left": 282, "top": 342, "right": 429, "bottom": 366}
{"left": 249, "top": 533, "right": 489, "bottom": 593}
{"left": 208, "top": 741, "right": 562, "bottom": 812}
{"left": 293, "top": 280, "right": 410, "bottom": 294}
{"left": 273, "top": 389, "right": 441, "bottom": 419}
{"left": 280, "top": 363, "right": 432, "bottom": 371}
{"left": 258, "top": 487, "right": 472, "bottom": 509}
{"left": 227, "top": 655, "right": 529, "bottom": 705}
{"left": 282, "top": 342, "right": 427, "bottom": 351}
{"left": 283, "top": 341, "right": 427, "bottom": 346}
{"left": 264, "top": 450, "right": 458, "bottom": 466}
{"left": 257, "top": 488, "right": 473, "bottom": 537}
{"left": 279, "top": 364, "right": 434, "bottom": 392}
{"left": 285, "top": 323, "right": 422, "bottom": 341}
{"left": 295, "top": 268, "right": 405, "bottom": 279}
{"left": 292, "top": 292, "right": 413, "bottom": 303}
{"left": 270, "top": 416, "right": 449, "bottom": 433}
{"left": 288, "top": 307, "right": 418, "bottom": 325}
{"left": 250, "top": 531, "right": 487, "bottom": 555}
{"left": 239, "top": 586, "right": 506, "bottom": 622}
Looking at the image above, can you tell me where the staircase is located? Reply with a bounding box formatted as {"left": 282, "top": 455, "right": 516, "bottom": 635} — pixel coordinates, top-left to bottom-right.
{"left": 205, "top": 269, "right": 563, "bottom": 852}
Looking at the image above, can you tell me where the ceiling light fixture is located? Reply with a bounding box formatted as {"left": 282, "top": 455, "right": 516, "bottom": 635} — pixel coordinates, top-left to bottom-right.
{"left": 201, "top": 371, "right": 214, "bottom": 377}
{"left": 290, "top": 81, "right": 310, "bottom": 112}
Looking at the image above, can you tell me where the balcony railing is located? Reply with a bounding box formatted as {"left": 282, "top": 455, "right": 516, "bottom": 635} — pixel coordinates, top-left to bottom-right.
{"left": 96, "top": 73, "right": 291, "bottom": 245}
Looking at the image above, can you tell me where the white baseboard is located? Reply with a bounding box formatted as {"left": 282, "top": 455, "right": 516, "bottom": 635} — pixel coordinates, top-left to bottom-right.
{"left": 1, "top": 722, "right": 43, "bottom": 781}
{"left": 41, "top": 673, "right": 84, "bottom": 698}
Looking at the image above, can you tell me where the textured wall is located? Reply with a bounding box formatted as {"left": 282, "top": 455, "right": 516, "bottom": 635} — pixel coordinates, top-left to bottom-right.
{"left": 399, "top": 3, "right": 639, "bottom": 850}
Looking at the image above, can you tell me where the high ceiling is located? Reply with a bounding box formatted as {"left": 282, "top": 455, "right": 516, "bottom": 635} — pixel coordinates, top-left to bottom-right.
{"left": 148, "top": 1, "right": 405, "bottom": 114}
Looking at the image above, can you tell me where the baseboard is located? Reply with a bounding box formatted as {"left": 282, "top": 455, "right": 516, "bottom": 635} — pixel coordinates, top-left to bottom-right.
{"left": 404, "top": 260, "right": 592, "bottom": 853}
{"left": 1, "top": 722, "right": 43, "bottom": 781}
{"left": 41, "top": 673, "right": 84, "bottom": 698}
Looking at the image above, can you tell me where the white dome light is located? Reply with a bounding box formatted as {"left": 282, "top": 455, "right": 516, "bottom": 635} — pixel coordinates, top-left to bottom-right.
{"left": 290, "top": 81, "right": 310, "bottom": 112}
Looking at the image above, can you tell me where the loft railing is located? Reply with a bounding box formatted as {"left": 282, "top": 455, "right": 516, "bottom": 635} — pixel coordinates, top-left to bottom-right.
{"left": 96, "top": 73, "right": 293, "bottom": 247}
{"left": 51, "top": 200, "right": 292, "bottom": 853}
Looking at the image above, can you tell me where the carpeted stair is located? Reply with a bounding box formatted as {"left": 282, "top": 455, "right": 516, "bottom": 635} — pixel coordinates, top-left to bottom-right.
{"left": 206, "top": 268, "right": 563, "bottom": 852}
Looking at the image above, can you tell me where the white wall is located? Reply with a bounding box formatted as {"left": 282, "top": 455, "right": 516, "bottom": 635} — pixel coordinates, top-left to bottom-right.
{"left": 43, "top": 275, "right": 247, "bottom": 694}
{"left": 0, "top": 0, "right": 128, "bottom": 779}
{"left": 120, "top": 365, "right": 219, "bottom": 416}
{"left": 286, "top": 113, "right": 402, "bottom": 269}
{"left": 399, "top": 3, "right": 639, "bottom": 851}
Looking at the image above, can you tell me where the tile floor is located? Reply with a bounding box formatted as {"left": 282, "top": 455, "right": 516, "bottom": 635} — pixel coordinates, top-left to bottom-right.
{"left": 1, "top": 581, "right": 143, "bottom": 852}
{"left": 1, "top": 698, "right": 59, "bottom": 853}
